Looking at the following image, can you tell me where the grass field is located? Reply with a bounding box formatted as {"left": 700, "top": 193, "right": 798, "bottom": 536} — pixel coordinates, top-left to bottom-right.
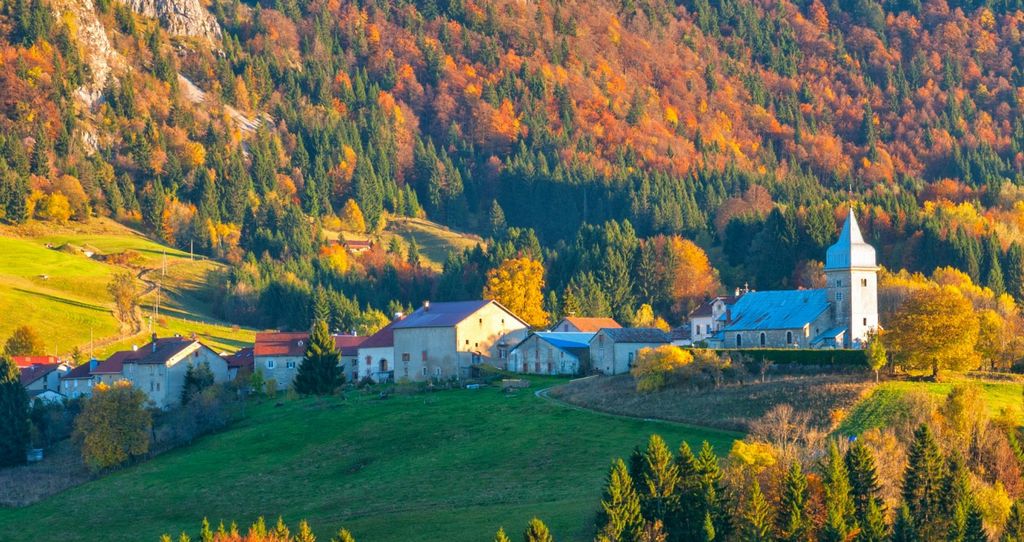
{"left": 0, "top": 377, "right": 739, "bottom": 542}
{"left": 0, "top": 218, "right": 255, "bottom": 357}
{"left": 327, "top": 216, "right": 485, "bottom": 271}
{"left": 838, "top": 377, "right": 1024, "bottom": 435}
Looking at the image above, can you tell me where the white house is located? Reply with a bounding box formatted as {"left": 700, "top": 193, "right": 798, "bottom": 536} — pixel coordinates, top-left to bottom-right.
{"left": 355, "top": 321, "right": 397, "bottom": 383}
{"left": 60, "top": 359, "right": 99, "bottom": 399}
{"left": 509, "top": 332, "right": 594, "bottom": 375}
{"left": 20, "top": 362, "right": 68, "bottom": 394}
{"left": 589, "top": 328, "right": 671, "bottom": 375}
{"left": 688, "top": 294, "right": 742, "bottom": 344}
{"left": 254, "top": 332, "right": 366, "bottom": 389}
{"left": 120, "top": 336, "right": 230, "bottom": 409}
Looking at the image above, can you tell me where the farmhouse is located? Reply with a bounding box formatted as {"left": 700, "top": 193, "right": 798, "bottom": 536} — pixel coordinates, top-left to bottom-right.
{"left": 589, "top": 328, "right": 671, "bottom": 375}
{"left": 356, "top": 321, "right": 397, "bottom": 383}
{"left": 223, "top": 347, "right": 254, "bottom": 381}
{"left": 508, "top": 332, "right": 593, "bottom": 375}
{"left": 688, "top": 294, "right": 742, "bottom": 344}
{"left": 551, "top": 316, "right": 621, "bottom": 333}
{"left": 254, "top": 332, "right": 366, "bottom": 389}
{"left": 708, "top": 210, "right": 879, "bottom": 349}
{"left": 119, "top": 336, "right": 230, "bottom": 409}
{"left": 60, "top": 359, "right": 99, "bottom": 399}
{"left": 391, "top": 300, "right": 530, "bottom": 381}
{"left": 19, "top": 362, "right": 68, "bottom": 394}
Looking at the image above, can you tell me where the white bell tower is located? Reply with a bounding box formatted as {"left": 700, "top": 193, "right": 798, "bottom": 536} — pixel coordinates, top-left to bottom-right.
{"left": 824, "top": 209, "right": 879, "bottom": 348}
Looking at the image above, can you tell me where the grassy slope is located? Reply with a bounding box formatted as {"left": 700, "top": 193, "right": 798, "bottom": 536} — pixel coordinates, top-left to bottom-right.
{"left": 0, "top": 378, "right": 739, "bottom": 542}
{"left": 838, "top": 378, "right": 1024, "bottom": 435}
{"left": 0, "top": 218, "right": 254, "bottom": 356}
{"left": 326, "top": 216, "right": 486, "bottom": 271}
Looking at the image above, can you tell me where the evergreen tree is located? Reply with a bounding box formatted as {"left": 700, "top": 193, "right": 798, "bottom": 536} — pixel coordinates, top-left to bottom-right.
{"left": 674, "top": 441, "right": 703, "bottom": 540}
{"left": 493, "top": 528, "right": 511, "bottom": 542}
{"left": 523, "top": 518, "right": 553, "bottom": 542}
{"left": 293, "top": 319, "right": 342, "bottom": 395}
{"left": 902, "top": 425, "right": 947, "bottom": 541}
{"left": 312, "top": 285, "right": 331, "bottom": 325}
{"left": 0, "top": 355, "right": 29, "bottom": 467}
{"left": 180, "top": 362, "right": 214, "bottom": 405}
{"left": 596, "top": 459, "right": 644, "bottom": 542}
{"left": 891, "top": 505, "right": 918, "bottom": 542}
{"left": 963, "top": 504, "right": 987, "bottom": 542}
{"left": 489, "top": 199, "right": 508, "bottom": 239}
{"left": 821, "top": 441, "right": 857, "bottom": 542}
{"left": 1004, "top": 243, "right": 1024, "bottom": 302}
{"left": 944, "top": 454, "right": 972, "bottom": 542}
{"left": 845, "top": 442, "right": 883, "bottom": 527}
{"left": 776, "top": 461, "right": 809, "bottom": 542}
{"left": 738, "top": 480, "right": 772, "bottom": 542}
{"left": 640, "top": 435, "right": 679, "bottom": 523}
{"left": 695, "top": 441, "right": 730, "bottom": 539}
{"left": 1003, "top": 500, "right": 1024, "bottom": 542}
{"left": 858, "top": 498, "right": 888, "bottom": 542}
{"left": 331, "top": 528, "right": 356, "bottom": 542}
{"left": 702, "top": 512, "right": 716, "bottom": 542}
{"left": 408, "top": 237, "right": 421, "bottom": 267}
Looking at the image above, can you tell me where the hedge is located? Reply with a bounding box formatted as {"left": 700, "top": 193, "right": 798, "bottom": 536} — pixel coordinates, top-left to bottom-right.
{"left": 710, "top": 348, "right": 867, "bottom": 366}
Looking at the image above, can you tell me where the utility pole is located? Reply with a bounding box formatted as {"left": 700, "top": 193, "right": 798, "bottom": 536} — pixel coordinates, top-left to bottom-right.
{"left": 190, "top": 240, "right": 194, "bottom": 261}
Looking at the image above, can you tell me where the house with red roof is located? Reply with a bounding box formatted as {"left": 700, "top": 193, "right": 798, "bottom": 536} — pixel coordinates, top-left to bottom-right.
{"left": 118, "top": 335, "right": 229, "bottom": 409}
{"left": 253, "top": 332, "right": 366, "bottom": 390}
{"left": 551, "top": 316, "right": 622, "bottom": 333}
{"left": 12, "top": 355, "right": 61, "bottom": 369}
{"left": 20, "top": 362, "right": 68, "bottom": 394}
{"left": 222, "top": 347, "right": 254, "bottom": 381}
{"left": 355, "top": 321, "right": 398, "bottom": 383}
{"left": 60, "top": 359, "right": 100, "bottom": 399}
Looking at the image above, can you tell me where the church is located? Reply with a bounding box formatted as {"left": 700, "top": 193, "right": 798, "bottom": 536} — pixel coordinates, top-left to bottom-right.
{"left": 706, "top": 209, "right": 879, "bottom": 349}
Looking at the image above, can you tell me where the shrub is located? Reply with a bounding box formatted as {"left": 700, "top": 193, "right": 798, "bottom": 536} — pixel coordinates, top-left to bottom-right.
{"left": 630, "top": 345, "right": 694, "bottom": 392}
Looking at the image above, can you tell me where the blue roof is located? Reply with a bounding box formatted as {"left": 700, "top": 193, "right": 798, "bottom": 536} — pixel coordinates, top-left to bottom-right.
{"left": 534, "top": 332, "right": 594, "bottom": 350}
{"left": 722, "top": 290, "right": 830, "bottom": 332}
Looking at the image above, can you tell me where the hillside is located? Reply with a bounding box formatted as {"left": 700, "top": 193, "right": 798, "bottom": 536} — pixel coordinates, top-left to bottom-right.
{"left": 0, "top": 378, "right": 739, "bottom": 542}
{"left": 0, "top": 219, "right": 254, "bottom": 356}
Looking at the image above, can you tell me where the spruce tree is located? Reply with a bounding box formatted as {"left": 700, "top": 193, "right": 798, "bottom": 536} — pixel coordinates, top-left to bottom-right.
{"left": 493, "top": 527, "right": 511, "bottom": 542}
{"left": 1004, "top": 243, "right": 1024, "bottom": 302}
{"left": 944, "top": 454, "right": 972, "bottom": 542}
{"left": 845, "top": 442, "right": 883, "bottom": 527}
{"left": 596, "top": 459, "right": 644, "bottom": 542}
{"left": 695, "top": 441, "right": 730, "bottom": 539}
{"left": 674, "top": 441, "right": 703, "bottom": 539}
{"left": 701, "top": 512, "right": 716, "bottom": 542}
{"left": 523, "top": 518, "right": 553, "bottom": 542}
{"left": 858, "top": 498, "right": 888, "bottom": 542}
{"left": 331, "top": 528, "right": 356, "bottom": 542}
{"left": 738, "top": 480, "right": 773, "bottom": 542}
{"left": 0, "top": 355, "right": 29, "bottom": 467}
{"left": 891, "top": 505, "right": 918, "bottom": 542}
{"left": 902, "top": 425, "right": 946, "bottom": 541}
{"left": 821, "top": 441, "right": 857, "bottom": 542}
{"left": 1003, "top": 500, "right": 1024, "bottom": 542}
{"left": 293, "top": 319, "right": 342, "bottom": 395}
{"left": 640, "top": 435, "right": 679, "bottom": 524}
{"left": 312, "top": 285, "right": 331, "bottom": 324}
{"left": 776, "top": 461, "right": 809, "bottom": 542}
{"left": 963, "top": 504, "right": 987, "bottom": 542}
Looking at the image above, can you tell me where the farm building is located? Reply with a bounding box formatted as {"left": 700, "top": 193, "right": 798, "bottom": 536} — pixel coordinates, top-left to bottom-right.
{"left": 254, "top": 332, "right": 366, "bottom": 389}
{"left": 508, "top": 332, "right": 593, "bottom": 375}
{"left": 119, "top": 336, "right": 230, "bottom": 409}
{"left": 589, "top": 328, "right": 671, "bottom": 375}
{"left": 551, "top": 316, "right": 621, "bottom": 333}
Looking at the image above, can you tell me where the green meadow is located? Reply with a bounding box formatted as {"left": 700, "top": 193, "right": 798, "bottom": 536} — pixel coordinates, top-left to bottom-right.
{"left": 0, "top": 378, "right": 740, "bottom": 542}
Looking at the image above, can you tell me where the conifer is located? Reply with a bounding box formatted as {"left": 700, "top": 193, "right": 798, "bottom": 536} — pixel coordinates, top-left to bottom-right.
{"left": 331, "top": 528, "right": 356, "bottom": 542}
{"left": 902, "top": 425, "right": 946, "bottom": 540}
{"left": 845, "top": 442, "right": 883, "bottom": 525}
{"left": 738, "top": 480, "right": 772, "bottom": 542}
{"left": 1003, "top": 500, "right": 1024, "bottom": 542}
{"left": 523, "top": 518, "right": 553, "bottom": 542}
{"left": 295, "top": 520, "right": 316, "bottom": 542}
{"left": 596, "top": 459, "right": 644, "bottom": 542}
{"left": 695, "top": 441, "right": 730, "bottom": 539}
{"left": 200, "top": 518, "right": 213, "bottom": 542}
{"left": 0, "top": 355, "right": 29, "bottom": 468}
{"left": 274, "top": 516, "right": 291, "bottom": 539}
{"left": 493, "top": 527, "right": 511, "bottom": 542}
{"left": 821, "top": 441, "right": 857, "bottom": 542}
{"left": 776, "top": 461, "right": 809, "bottom": 542}
{"left": 674, "top": 441, "right": 703, "bottom": 539}
{"left": 891, "top": 505, "right": 918, "bottom": 542}
{"left": 963, "top": 504, "right": 987, "bottom": 542}
{"left": 858, "top": 497, "right": 888, "bottom": 542}
{"left": 640, "top": 435, "right": 679, "bottom": 523}
{"left": 294, "top": 319, "right": 342, "bottom": 395}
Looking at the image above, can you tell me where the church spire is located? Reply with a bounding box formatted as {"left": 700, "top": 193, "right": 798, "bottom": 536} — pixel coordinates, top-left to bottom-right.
{"left": 825, "top": 209, "right": 876, "bottom": 270}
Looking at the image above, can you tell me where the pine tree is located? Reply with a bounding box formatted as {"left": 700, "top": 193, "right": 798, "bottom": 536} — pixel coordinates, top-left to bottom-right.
{"left": 596, "top": 459, "right": 644, "bottom": 542}
{"left": 702, "top": 512, "right": 716, "bottom": 542}
{"left": 640, "top": 435, "right": 679, "bottom": 524}
{"left": 738, "top": 480, "right": 773, "bottom": 542}
{"left": 200, "top": 518, "right": 213, "bottom": 542}
{"left": 295, "top": 520, "right": 316, "bottom": 542}
{"left": 944, "top": 454, "right": 972, "bottom": 542}
{"left": 776, "top": 462, "right": 809, "bottom": 542}
{"left": 1003, "top": 500, "right": 1024, "bottom": 542}
{"left": 493, "top": 527, "right": 511, "bottom": 542}
{"left": 523, "top": 518, "right": 553, "bottom": 542}
{"left": 331, "top": 528, "right": 356, "bottom": 542}
{"left": 408, "top": 237, "right": 421, "bottom": 267}
{"left": 902, "top": 425, "right": 947, "bottom": 541}
{"left": 1004, "top": 243, "right": 1024, "bottom": 302}
{"left": 858, "top": 498, "right": 888, "bottom": 542}
{"left": 273, "top": 516, "right": 291, "bottom": 539}
{"left": 0, "top": 355, "right": 29, "bottom": 467}
{"left": 293, "top": 319, "right": 342, "bottom": 395}
{"left": 695, "top": 441, "right": 730, "bottom": 539}
{"left": 489, "top": 199, "right": 508, "bottom": 239}
{"left": 845, "top": 442, "right": 883, "bottom": 527}
{"left": 674, "top": 441, "right": 703, "bottom": 539}
{"left": 312, "top": 285, "right": 331, "bottom": 325}
{"left": 821, "top": 441, "right": 857, "bottom": 542}
{"left": 963, "top": 504, "right": 987, "bottom": 542}
{"left": 891, "top": 505, "right": 918, "bottom": 542}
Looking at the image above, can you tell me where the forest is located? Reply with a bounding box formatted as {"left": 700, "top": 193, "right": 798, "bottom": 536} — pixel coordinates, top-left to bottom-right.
{"left": 2, "top": 0, "right": 1024, "bottom": 331}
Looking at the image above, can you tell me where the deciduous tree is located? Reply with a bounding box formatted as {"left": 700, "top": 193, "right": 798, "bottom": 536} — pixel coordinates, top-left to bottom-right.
{"left": 483, "top": 257, "right": 548, "bottom": 328}
{"left": 4, "top": 324, "right": 43, "bottom": 356}
{"left": 884, "top": 286, "right": 980, "bottom": 379}
{"left": 73, "top": 380, "right": 152, "bottom": 470}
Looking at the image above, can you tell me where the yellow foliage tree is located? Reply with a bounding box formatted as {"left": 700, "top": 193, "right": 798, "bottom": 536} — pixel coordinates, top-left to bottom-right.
{"left": 630, "top": 345, "right": 693, "bottom": 392}
{"left": 339, "top": 199, "right": 366, "bottom": 233}
{"left": 73, "top": 380, "right": 152, "bottom": 471}
{"left": 483, "top": 257, "right": 548, "bottom": 328}
{"left": 884, "top": 285, "right": 980, "bottom": 379}
{"left": 320, "top": 244, "right": 350, "bottom": 275}
{"left": 668, "top": 237, "right": 720, "bottom": 318}
{"left": 38, "top": 193, "right": 72, "bottom": 223}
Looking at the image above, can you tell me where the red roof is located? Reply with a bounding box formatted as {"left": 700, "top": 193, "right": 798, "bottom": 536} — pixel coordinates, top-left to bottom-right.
{"left": 334, "top": 335, "right": 367, "bottom": 356}
{"left": 359, "top": 321, "right": 397, "bottom": 349}
{"left": 223, "top": 347, "right": 254, "bottom": 371}
{"left": 254, "top": 332, "right": 310, "bottom": 357}
{"left": 63, "top": 362, "right": 95, "bottom": 380}
{"left": 19, "top": 363, "right": 61, "bottom": 386}
{"left": 94, "top": 349, "right": 142, "bottom": 374}
{"left": 557, "top": 317, "right": 622, "bottom": 332}
{"left": 12, "top": 356, "right": 59, "bottom": 369}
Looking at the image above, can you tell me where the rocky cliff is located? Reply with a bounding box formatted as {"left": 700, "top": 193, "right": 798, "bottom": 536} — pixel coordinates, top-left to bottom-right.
{"left": 122, "top": 0, "right": 221, "bottom": 39}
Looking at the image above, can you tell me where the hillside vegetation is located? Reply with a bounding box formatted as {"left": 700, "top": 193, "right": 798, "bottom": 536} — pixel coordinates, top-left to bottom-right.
{"left": 0, "top": 378, "right": 738, "bottom": 542}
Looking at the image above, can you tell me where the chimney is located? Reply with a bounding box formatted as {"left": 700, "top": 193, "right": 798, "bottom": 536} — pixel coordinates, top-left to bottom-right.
{"left": 132, "top": 344, "right": 138, "bottom": 351}
{"left": 423, "top": 301, "right": 430, "bottom": 312}
{"left": 151, "top": 333, "right": 158, "bottom": 352}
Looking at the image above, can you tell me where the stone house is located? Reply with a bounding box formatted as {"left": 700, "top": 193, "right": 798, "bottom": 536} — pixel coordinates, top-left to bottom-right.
{"left": 509, "top": 332, "right": 593, "bottom": 375}
{"left": 20, "top": 363, "right": 68, "bottom": 394}
{"left": 222, "top": 347, "right": 254, "bottom": 381}
{"left": 356, "top": 321, "right": 397, "bottom": 383}
{"left": 391, "top": 300, "right": 530, "bottom": 381}
{"left": 120, "top": 337, "right": 229, "bottom": 409}
{"left": 254, "top": 332, "right": 366, "bottom": 389}
{"left": 589, "top": 328, "right": 671, "bottom": 375}
{"left": 688, "top": 295, "right": 742, "bottom": 344}
{"left": 60, "top": 359, "right": 99, "bottom": 399}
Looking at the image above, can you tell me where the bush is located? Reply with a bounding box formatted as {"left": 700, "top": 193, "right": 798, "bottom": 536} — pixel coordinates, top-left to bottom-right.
{"left": 631, "top": 346, "right": 694, "bottom": 392}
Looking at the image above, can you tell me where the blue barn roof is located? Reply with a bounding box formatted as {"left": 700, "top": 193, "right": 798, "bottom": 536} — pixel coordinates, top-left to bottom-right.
{"left": 722, "top": 289, "right": 831, "bottom": 332}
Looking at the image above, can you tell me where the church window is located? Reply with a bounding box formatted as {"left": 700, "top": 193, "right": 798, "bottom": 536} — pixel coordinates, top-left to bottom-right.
{"left": 736, "top": 334, "right": 742, "bottom": 347}
{"left": 863, "top": 318, "right": 867, "bottom": 326}
{"left": 835, "top": 279, "right": 842, "bottom": 287}
{"left": 759, "top": 333, "right": 766, "bottom": 346}
{"left": 836, "top": 292, "right": 843, "bottom": 301}
{"left": 786, "top": 331, "right": 793, "bottom": 344}
{"left": 861, "top": 278, "right": 868, "bottom": 287}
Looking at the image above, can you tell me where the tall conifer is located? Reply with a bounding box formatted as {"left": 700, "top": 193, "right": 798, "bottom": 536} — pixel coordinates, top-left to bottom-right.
{"left": 294, "top": 319, "right": 342, "bottom": 395}
{"left": 596, "top": 459, "right": 644, "bottom": 542}
{"left": 776, "top": 462, "right": 809, "bottom": 542}
{"left": 902, "top": 425, "right": 946, "bottom": 541}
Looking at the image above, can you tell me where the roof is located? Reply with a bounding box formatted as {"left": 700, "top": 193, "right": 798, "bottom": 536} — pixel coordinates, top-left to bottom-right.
{"left": 826, "top": 209, "right": 876, "bottom": 270}
{"left": 20, "top": 364, "right": 62, "bottom": 386}
{"left": 670, "top": 326, "right": 691, "bottom": 341}
{"left": 93, "top": 349, "right": 142, "bottom": 374}
{"left": 722, "top": 290, "right": 831, "bottom": 332}
{"left": 688, "top": 296, "right": 741, "bottom": 318}
{"left": 555, "top": 317, "right": 621, "bottom": 332}
{"left": 223, "top": 347, "right": 254, "bottom": 370}
{"left": 125, "top": 338, "right": 198, "bottom": 365}
{"left": 254, "top": 332, "right": 310, "bottom": 357}
{"left": 62, "top": 361, "right": 96, "bottom": 380}
{"left": 12, "top": 355, "right": 60, "bottom": 368}
{"left": 359, "top": 321, "right": 398, "bottom": 349}
{"left": 531, "top": 332, "right": 595, "bottom": 352}
{"left": 598, "top": 328, "right": 671, "bottom": 344}
{"left": 333, "top": 335, "right": 366, "bottom": 356}
{"left": 392, "top": 300, "right": 527, "bottom": 329}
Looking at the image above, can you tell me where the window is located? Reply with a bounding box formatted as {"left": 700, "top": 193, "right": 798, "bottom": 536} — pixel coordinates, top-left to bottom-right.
{"left": 465, "top": 340, "right": 470, "bottom": 345}
{"left": 786, "top": 331, "right": 793, "bottom": 344}
{"left": 421, "top": 350, "right": 427, "bottom": 361}
{"left": 863, "top": 318, "right": 868, "bottom": 326}
{"left": 478, "top": 318, "right": 483, "bottom": 325}
{"left": 535, "top": 362, "right": 541, "bottom": 373}
{"left": 760, "top": 332, "right": 766, "bottom": 346}
{"left": 366, "top": 357, "right": 372, "bottom": 366}
{"left": 547, "top": 363, "right": 553, "bottom": 373}
{"left": 523, "top": 363, "right": 529, "bottom": 372}
{"left": 836, "top": 292, "right": 843, "bottom": 301}
{"left": 706, "top": 324, "right": 711, "bottom": 334}
{"left": 434, "top": 367, "right": 441, "bottom": 377}
{"left": 422, "top": 367, "right": 428, "bottom": 376}
{"left": 627, "top": 352, "right": 635, "bottom": 366}
{"left": 835, "top": 279, "right": 842, "bottom": 287}
{"left": 736, "top": 334, "right": 742, "bottom": 347}
{"left": 380, "top": 360, "right": 388, "bottom": 372}
{"left": 266, "top": 360, "right": 276, "bottom": 369}
{"left": 156, "top": 383, "right": 160, "bottom": 391}
{"left": 861, "top": 278, "right": 868, "bottom": 287}
{"left": 598, "top": 335, "right": 604, "bottom": 345}
{"left": 286, "top": 361, "right": 296, "bottom": 369}
{"left": 402, "top": 353, "right": 410, "bottom": 362}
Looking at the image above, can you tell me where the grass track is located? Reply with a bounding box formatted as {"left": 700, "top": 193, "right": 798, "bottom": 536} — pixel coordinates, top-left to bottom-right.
{"left": 0, "top": 377, "right": 738, "bottom": 542}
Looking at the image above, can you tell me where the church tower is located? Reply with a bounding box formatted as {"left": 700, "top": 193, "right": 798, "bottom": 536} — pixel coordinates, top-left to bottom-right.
{"left": 825, "top": 210, "right": 879, "bottom": 348}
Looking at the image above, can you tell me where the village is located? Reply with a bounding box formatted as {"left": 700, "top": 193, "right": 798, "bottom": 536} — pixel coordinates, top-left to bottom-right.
{"left": 14, "top": 211, "right": 880, "bottom": 411}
